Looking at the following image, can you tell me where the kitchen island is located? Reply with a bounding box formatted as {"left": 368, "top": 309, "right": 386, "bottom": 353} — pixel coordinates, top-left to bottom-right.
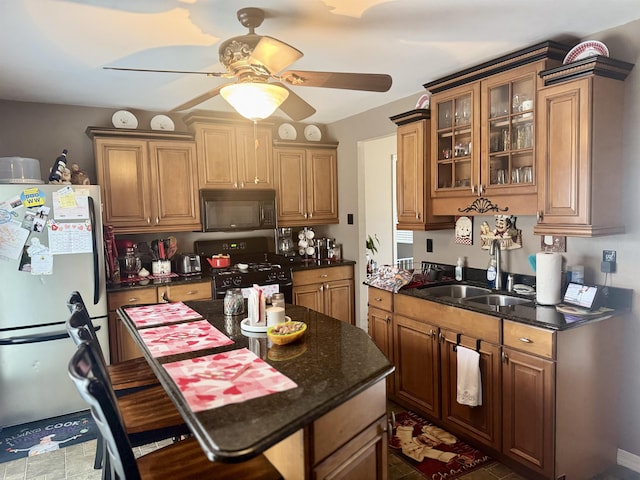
{"left": 117, "top": 301, "right": 394, "bottom": 479}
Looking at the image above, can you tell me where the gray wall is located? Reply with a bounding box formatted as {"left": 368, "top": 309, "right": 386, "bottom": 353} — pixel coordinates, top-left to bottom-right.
{"left": 1, "top": 18, "right": 639, "bottom": 459}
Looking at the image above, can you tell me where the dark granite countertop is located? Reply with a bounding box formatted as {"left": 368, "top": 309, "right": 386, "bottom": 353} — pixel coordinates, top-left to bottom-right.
{"left": 287, "top": 259, "right": 356, "bottom": 272}
{"left": 116, "top": 301, "right": 393, "bottom": 462}
{"left": 107, "top": 274, "right": 210, "bottom": 293}
{"left": 393, "top": 281, "right": 632, "bottom": 331}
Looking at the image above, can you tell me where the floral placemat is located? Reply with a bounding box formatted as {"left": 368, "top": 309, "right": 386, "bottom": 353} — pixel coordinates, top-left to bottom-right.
{"left": 163, "top": 348, "right": 298, "bottom": 412}
{"left": 124, "top": 301, "right": 203, "bottom": 328}
{"left": 139, "top": 320, "right": 233, "bottom": 357}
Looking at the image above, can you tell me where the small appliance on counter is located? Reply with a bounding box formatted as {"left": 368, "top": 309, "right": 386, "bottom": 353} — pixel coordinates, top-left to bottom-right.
{"left": 172, "top": 253, "right": 202, "bottom": 275}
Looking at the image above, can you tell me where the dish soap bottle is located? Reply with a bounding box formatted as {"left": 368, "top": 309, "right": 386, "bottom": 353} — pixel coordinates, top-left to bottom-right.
{"left": 486, "top": 252, "right": 497, "bottom": 288}
{"left": 455, "top": 257, "right": 464, "bottom": 281}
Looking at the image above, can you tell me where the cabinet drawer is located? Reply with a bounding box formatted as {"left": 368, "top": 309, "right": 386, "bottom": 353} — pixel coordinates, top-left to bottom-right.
{"left": 503, "top": 320, "right": 555, "bottom": 359}
{"left": 368, "top": 288, "right": 393, "bottom": 311}
{"left": 108, "top": 288, "right": 158, "bottom": 311}
{"left": 293, "top": 265, "right": 353, "bottom": 286}
{"left": 158, "top": 281, "right": 212, "bottom": 302}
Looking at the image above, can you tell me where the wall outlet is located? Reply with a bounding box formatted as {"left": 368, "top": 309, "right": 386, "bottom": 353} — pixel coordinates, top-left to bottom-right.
{"left": 426, "top": 239, "right": 433, "bottom": 253}
{"left": 603, "top": 250, "right": 617, "bottom": 262}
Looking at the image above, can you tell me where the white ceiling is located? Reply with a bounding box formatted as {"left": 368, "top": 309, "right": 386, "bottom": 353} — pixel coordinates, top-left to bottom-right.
{"left": 2, "top": 0, "right": 639, "bottom": 124}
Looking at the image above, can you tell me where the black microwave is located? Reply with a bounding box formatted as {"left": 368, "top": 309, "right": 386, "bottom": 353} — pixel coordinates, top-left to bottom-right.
{"left": 200, "top": 189, "right": 277, "bottom": 232}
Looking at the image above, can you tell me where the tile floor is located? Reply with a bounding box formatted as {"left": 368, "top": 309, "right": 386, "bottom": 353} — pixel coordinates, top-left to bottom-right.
{"left": 1, "top": 427, "right": 638, "bottom": 480}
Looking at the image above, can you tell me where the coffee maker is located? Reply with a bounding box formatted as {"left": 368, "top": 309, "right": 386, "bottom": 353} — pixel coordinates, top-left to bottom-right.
{"left": 276, "top": 227, "right": 295, "bottom": 257}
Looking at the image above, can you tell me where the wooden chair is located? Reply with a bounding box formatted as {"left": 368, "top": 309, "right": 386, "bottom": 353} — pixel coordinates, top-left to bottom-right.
{"left": 66, "top": 307, "right": 190, "bottom": 474}
{"left": 66, "top": 291, "right": 159, "bottom": 393}
{"left": 68, "top": 342, "right": 282, "bottom": 480}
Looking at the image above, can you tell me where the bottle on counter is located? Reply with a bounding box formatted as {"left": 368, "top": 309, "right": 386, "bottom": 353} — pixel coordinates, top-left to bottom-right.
{"left": 455, "top": 257, "right": 464, "bottom": 281}
{"left": 486, "top": 253, "right": 497, "bottom": 288}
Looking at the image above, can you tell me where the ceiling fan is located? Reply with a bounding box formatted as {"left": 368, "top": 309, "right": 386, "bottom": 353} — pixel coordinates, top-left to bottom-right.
{"left": 104, "top": 7, "right": 392, "bottom": 121}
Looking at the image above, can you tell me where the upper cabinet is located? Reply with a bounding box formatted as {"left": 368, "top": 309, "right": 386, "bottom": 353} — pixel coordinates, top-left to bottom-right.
{"left": 185, "top": 115, "right": 274, "bottom": 190}
{"left": 390, "top": 110, "right": 454, "bottom": 231}
{"left": 87, "top": 128, "right": 200, "bottom": 233}
{"left": 424, "top": 42, "right": 569, "bottom": 216}
{"left": 534, "top": 57, "right": 634, "bottom": 237}
{"left": 273, "top": 142, "right": 339, "bottom": 227}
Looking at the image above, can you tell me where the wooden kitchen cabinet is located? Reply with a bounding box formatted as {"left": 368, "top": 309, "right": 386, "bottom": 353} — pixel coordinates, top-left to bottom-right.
{"left": 293, "top": 265, "right": 354, "bottom": 324}
{"left": 389, "top": 110, "right": 453, "bottom": 231}
{"left": 534, "top": 57, "right": 634, "bottom": 236}
{"left": 108, "top": 281, "right": 212, "bottom": 363}
{"left": 367, "top": 288, "right": 395, "bottom": 395}
{"left": 187, "top": 116, "right": 275, "bottom": 190}
{"left": 440, "top": 328, "right": 502, "bottom": 451}
{"left": 107, "top": 287, "right": 158, "bottom": 363}
{"left": 265, "top": 380, "right": 388, "bottom": 480}
{"left": 425, "top": 42, "right": 568, "bottom": 216}
{"left": 88, "top": 128, "right": 200, "bottom": 233}
{"left": 273, "top": 142, "right": 339, "bottom": 227}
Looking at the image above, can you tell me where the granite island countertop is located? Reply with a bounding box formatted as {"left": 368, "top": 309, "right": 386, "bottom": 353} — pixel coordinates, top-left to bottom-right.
{"left": 116, "top": 300, "right": 393, "bottom": 462}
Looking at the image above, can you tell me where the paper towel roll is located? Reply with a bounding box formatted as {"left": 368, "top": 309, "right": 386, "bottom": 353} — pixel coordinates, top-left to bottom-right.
{"left": 536, "top": 252, "right": 563, "bottom": 305}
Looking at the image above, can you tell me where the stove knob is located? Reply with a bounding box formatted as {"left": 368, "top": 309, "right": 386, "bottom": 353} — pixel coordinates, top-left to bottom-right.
{"left": 232, "top": 276, "right": 242, "bottom": 287}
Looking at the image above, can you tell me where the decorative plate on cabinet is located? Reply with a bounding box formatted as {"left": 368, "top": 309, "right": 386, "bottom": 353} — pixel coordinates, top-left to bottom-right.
{"left": 111, "top": 110, "right": 138, "bottom": 129}
{"left": 278, "top": 123, "right": 297, "bottom": 140}
{"left": 563, "top": 40, "right": 609, "bottom": 64}
{"left": 150, "top": 114, "right": 175, "bottom": 131}
{"left": 303, "top": 124, "right": 322, "bottom": 141}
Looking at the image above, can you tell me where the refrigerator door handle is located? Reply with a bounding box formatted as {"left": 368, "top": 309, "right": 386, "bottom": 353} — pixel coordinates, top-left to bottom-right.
{"left": 0, "top": 325, "right": 101, "bottom": 346}
{"left": 88, "top": 195, "right": 100, "bottom": 305}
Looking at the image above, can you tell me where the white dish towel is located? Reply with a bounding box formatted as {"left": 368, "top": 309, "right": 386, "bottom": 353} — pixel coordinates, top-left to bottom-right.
{"left": 456, "top": 345, "right": 482, "bottom": 407}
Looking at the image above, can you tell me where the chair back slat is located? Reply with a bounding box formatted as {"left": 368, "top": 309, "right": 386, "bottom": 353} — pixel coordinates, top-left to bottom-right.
{"left": 68, "top": 343, "right": 141, "bottom": 480}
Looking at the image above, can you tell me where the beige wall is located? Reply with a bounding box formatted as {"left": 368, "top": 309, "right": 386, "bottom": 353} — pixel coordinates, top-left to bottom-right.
{"left": 1, "top": 18, "right": 638, "bottom": 459}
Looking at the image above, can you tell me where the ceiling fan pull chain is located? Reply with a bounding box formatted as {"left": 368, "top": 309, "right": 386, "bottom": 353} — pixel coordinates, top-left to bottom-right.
{"left": 254, "top": 120, "right": 260, "bottom": 184}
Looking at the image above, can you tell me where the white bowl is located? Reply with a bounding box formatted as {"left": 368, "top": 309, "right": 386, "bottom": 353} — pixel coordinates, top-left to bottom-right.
{"left": 237, "top": 263, "right": 249, "bottom": 271}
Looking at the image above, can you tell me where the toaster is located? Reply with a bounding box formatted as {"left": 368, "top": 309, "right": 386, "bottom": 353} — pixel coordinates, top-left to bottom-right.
{"left": 173, "top": 253, "right": 202, "bottom": 275}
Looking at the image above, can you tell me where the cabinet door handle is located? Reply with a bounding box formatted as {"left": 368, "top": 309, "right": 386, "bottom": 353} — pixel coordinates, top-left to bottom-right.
{"left": 309, "top": 212, "right": 313, "bottom": 219}
{"left": 240, "top": 182, "right": 245, "bottom": 188}
{"left": 438, "top": 332, "right": 444, "bottom": 343}
{"left": 128, "top": 297, "right": 139, "bottom": 302}
{"left": 429, "top": 329, "right": 436, "bottom": 339}
{"left": 471, "top": 184, "right": 476, "bottom": 194}
{"left": 304, "top": 213, "right": 308, "bottom": 219}
{"left": 502, "top": 351, "right": 509, "bottom": 363}
{"left": 155, "top": 217, "right": 159, "bottom": 225}
{"left": 320, "top": 274, "right": 328, "bottom": 278}
{"left": 386, "top": 315, "right": 391, "bottom": 323}
{"left": 319, "top": 285, "right": 324, "bottom": 292}
{"left": 233, "top": 182, "right": 238, "bottom": 188}
{"left": 478, "top": 184, "right": 484, "bottom": 196}
{"left": 146, "top": 217, "right": 151, "bottom": 225}
{"left": 519, "top": 337, "right": 533, "bottom": 343}
{"left": 161, "top": 292, "right": 170, "bottom": 303}
{"left": 536, "top": 211, "right": 543, "bottom": 221}
{"left": 374, "top": 297, "right": 382, "bottom": 302}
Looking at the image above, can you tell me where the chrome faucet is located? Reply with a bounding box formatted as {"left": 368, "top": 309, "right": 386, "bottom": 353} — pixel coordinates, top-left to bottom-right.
{"left": 490, "top": 239, "right": 503, "bottom": 290}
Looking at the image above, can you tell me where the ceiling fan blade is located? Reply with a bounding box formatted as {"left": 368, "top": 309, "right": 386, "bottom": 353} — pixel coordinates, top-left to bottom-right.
{"left": 273, "top": 82, "right": 316, "bottom": 121}
{"left": 170, "top": 83, "right": 230, "bottom": 112}
{"left": 280, "top": 70, "right": 392, "bottom": 92}
{"left": 103, "top": 66, "right": 226, "bottom": 77}
{"left": 248, "top": 36, "right": 303, "bottom": 75}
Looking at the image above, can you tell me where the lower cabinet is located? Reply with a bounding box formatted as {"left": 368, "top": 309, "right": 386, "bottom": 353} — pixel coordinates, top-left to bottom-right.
{"left": 440, "top": 329, "right": 501, "bottom": 451}
{"left": 107, "top": 281, "right": 212, "bottom": 363}
{"left": 264, "top": 379, "right": 388, "bottom": 480}
{"left": 373, "top": 288, "right": 625, "bottom": 480}
{"left": 293, "top": 265, "right": 355, "bottom": 325}
{"left": 367, "top": 288, "right": 395, "bottom": 396}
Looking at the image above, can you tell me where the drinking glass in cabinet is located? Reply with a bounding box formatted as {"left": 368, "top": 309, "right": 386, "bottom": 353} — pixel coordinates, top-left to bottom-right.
{"left": 455, "top": 96, "right": 471, "bottom": 125}
{"left": 438, "top": 102, "right": 453, "bottom": 128}
{"left": 521, "top": 166, "right": 533, "bottom": 183}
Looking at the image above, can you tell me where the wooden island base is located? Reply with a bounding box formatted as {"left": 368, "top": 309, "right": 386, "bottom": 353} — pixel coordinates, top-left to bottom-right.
{"left": 265, "top": 380, "right": 388, "bottom": 480}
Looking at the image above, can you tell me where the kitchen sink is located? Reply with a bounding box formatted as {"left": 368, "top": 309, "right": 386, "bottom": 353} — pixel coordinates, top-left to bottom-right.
{"left": 462, "top": 294, "right": 533, "bottom": 307}
{"left": 419, "top": 284, "right": 492, "bottom": 299}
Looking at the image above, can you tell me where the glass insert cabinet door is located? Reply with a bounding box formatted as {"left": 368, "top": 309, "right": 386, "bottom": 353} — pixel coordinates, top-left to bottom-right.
{"left": 433, "top": 85, "right": 478, "bottom": 193}
{"left": 486, "top": 74, "right": 535, "bottom": 189}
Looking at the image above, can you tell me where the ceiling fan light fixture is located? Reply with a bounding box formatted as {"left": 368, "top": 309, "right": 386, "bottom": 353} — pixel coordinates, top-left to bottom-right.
{"left": 220, "top": 82, "right": 289, "bottom": 121}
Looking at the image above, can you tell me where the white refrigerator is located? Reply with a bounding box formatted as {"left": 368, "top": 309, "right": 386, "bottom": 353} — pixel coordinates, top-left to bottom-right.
{"left": 0, "top": 184, "right": 108, "bottom": 428}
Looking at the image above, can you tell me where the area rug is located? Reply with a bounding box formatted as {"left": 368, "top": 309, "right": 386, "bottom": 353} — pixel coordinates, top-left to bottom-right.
{"left": 389, "top": 410, "right": 492, "bottom": 480}
{"left": 0, "top": 411, "right": 97, "bottom": 464}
